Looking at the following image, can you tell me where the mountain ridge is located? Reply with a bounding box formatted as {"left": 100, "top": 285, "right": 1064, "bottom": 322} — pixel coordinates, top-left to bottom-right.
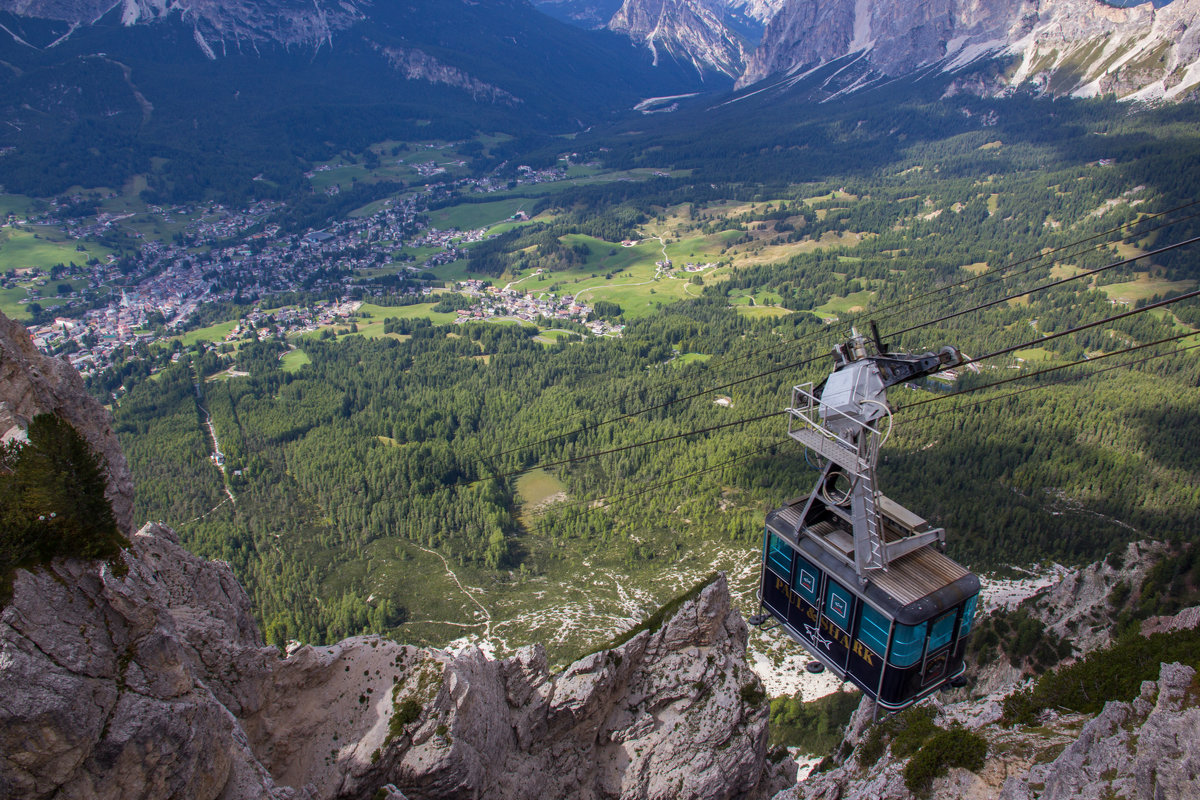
{"left": 739, "top": 0, "right": 1200, "bottom": 101}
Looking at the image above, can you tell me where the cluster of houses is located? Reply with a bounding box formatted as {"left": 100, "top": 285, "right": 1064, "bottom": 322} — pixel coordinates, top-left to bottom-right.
{"left": 11, "top": 142, "right": 599, "bottom": 377}
{"left": 454, "top": 281, "right": 592, "bottom": 326}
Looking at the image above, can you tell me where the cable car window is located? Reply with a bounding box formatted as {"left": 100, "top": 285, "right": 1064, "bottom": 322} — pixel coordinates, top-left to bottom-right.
{"left": 766, "top": 533, "right": 793, "bottom": 579}
{"left": 857, "top": 603, "right": 890, "bottom": 657}
{"left": 889, "top": 621, "right": 927, "bottom": 667}
{"left": 928, "top": 611, "right": 956, "bottom": 652}
{"left": 824, "top": 579, "right": 853, "bottom": 632}
{"left": 791, "top": 555, "right": 821, "bottom": 605}
{"left": 959, "top": 594, "right": 978, "bottom": 637}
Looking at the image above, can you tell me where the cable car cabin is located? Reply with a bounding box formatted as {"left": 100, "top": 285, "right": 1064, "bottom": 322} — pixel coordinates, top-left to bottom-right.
{"left": 753, "top": 327, "right": 980, "bottom": 711}
{"left": 760, "top": 499, "right": 979, "bottom": 710}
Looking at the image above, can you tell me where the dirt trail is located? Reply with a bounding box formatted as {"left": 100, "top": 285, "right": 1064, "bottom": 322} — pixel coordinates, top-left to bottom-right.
{"left": 414, "top": 543, "right": 493, "bottom": 636}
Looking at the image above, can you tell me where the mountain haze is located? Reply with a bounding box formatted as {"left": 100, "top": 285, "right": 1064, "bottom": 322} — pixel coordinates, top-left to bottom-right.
{"left": 0, "top": 0, "right": 703, "bottom": 197}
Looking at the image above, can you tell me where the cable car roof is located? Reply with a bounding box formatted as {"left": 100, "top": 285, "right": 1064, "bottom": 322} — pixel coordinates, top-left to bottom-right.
{"left": 767, "top": 501, "right": 979, "bottom": 626}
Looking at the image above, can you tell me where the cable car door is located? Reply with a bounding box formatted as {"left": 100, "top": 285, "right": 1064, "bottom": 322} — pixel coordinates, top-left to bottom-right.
{"left": 920, "top": 609, "right": 957, "bottom": 687}
{"left": 815, "top": 577, "right": 855, "bottom": 673}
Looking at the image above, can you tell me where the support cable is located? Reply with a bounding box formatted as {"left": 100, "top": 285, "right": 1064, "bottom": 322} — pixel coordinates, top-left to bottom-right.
{"left": 898, "top": 341, "right": 1200, "bottom": 424}
{"left": 483, "top": 236, "right": 1200, "bottom": 465}
{"left": 897, "top": 330, "right": 1200, "bottom": 414}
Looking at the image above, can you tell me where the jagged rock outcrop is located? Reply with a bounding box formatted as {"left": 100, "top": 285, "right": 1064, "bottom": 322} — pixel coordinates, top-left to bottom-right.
{"left": 0, "top": 0, "right": 364, "bottom": 52}
{"left": 534, "top": 0, "right": 628, "bottom": 28}
{"left": 778, "top": 661, "right": 1200, "bottom": 800}
{"left": 738, "top": 0, "right": 1200, "bottom": 102}
{"left": 243, "top": 571, "right": 782, "bottom": 799}
{"left": 1022, "top": 540, "right": 1166, "bottom": 654}
{"left": 374, "top": 46, "right": 522, "bottom": 106}
{"left": 0, "top": 523, "right": 292, "bottom": 800}
{"left": 610, "top": 0, "right": 750, "bottom": 78}
{"left": 1141, "top": 604, "right": 1200, "bottom": 636}
{"left": 997, "top": 662, "right": 1200, "bottom": 800}
{"left": 0, "top": 518, "right": 782, "bottom": 800}
{"left": 0, "top": 310, "right": 134, "bottom": 534}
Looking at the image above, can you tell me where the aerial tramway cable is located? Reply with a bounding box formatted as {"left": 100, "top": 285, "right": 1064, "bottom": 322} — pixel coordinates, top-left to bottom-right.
{"left": 564, "top": 438, "right": 789, "bottom": 511}
{"left": 479, "top": 233, "right": 1200, "bottom": 469}
{"left": 898, "top": 340, "right": 1200, "bottom": 425}
{"left": 884, "top": 234, "right": 1200, "bottom": 340}
{"left": 462, "top": 289, "right": 1200, "bottom": 489}
{"left": 896, "top": 329, "right": 1200, "bottom": 414}
{"left": 530, "top": 199, "right": 1200, "bottom": 435}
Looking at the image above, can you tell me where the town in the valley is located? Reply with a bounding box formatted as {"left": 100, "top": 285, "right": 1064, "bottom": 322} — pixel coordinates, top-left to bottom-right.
{"left": 1, "top": 149, "right": 627, "bottom": 392}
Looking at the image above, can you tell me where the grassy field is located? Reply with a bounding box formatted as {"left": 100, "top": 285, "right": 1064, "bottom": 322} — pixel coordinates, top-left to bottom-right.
{"left": 0, "top": 227, "right": 110, "bottom": 273}
{"left": 0, "top": 195, "right": 32, "bottom": 217}
{"left": 735, "top": 305, "right": 793, "bottom": 320}
{"left": 0, "top": 286, "right": 32, "bottom": 320}
{"left": 428, "top": 198, "right": 534, "bottom": 231}
{"left": 428, "top": 259, "right": 475, "bottom": 282}
{"left": 673, "top": 352, "right": 712, "bottom": 367}
{"left": 356, "top": 302, "right": 459, "bottom": 325}
{"left": 1013, "top": 347, "right": 1056, "bottom": 362}
{"left": 533, "top": 329, "right": 579, "bottom": 346}
{"left": 482, "top": 219, "right": 542, "bottom": 237}
{"left": 515, "top": 469, "right": 568, "bottom": 529}
{"left": 176, "top": 319, "right": 238, "bottom": 346}
{"left": 815, "top": 290, "right": 876, "bottom": 316}
{"left": 280, "top": 349, "right": 311, "bottom": 372}
{"left": 1099, "top": 275, "right": 1196, "bottom": 304}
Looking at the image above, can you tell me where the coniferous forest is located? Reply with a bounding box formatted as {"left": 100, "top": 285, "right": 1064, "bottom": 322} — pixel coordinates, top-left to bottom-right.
{"left": 59, "top": 72, "right": 1200, "bottom": 657}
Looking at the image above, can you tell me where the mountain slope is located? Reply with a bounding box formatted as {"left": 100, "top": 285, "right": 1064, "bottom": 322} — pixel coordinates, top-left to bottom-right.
{"left": 0, "top": 0, "right": 702, "bottom": 197}
{"left": 609, "top": 0, "right": 748, "bottom": 79}
{"left": 739, "top": 0, "right": 1200, "bottom": 101}
{"left": 533, "top": 0, "right": 788, "bottom": 78}
{"left": 0, "top": 522, "right": 785, "bottom": 799}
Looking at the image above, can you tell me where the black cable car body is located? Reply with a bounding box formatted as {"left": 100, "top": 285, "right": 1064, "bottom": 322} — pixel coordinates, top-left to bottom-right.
{"left": 754, "top": 324, "right": 981, "bottom": 711}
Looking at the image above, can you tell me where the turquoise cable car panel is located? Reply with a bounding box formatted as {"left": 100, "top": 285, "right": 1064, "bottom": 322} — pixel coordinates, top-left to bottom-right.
{"left": 766, "top": 533, "right": 793, "bottom": 578}
{"left": 928, "top": 611, "right": 957, "bottom": 652}
{"left": 889, "top": 621, "right": 927, "bottom": 667}
{"left": 857, "top": 603, "right": 891, "bottom": 658}
{"left": 959, "top": 594, "right": 978, "bottom": 637}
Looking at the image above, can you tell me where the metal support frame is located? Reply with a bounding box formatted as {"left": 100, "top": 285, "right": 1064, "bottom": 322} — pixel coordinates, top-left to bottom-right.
{"left": 787, "top": 381, "right": 942, "bottom": 585}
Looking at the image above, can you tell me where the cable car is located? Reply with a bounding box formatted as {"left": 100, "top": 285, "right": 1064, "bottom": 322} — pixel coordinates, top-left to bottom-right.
{"left": 753, "top": 325, "right": 981, "bottom": 711}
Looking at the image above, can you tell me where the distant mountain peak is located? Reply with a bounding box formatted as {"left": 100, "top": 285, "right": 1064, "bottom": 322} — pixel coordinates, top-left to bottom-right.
{"left": 738, "top": 0, "right": 1200, "bottom": 102}
{"left": 534, "top": 0, "right": 788, "bottom": 79}
{"left": 609, "top": 0, "right": 748, "bottom": 78}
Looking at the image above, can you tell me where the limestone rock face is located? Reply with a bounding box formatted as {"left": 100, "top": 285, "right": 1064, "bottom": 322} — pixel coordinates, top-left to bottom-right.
{"left": 0, "top": 523, "right": 292, "bottom": 800}
{"left": 244, "top": 573, "right": 780, "bottom": 800}
{"left": 1, "top": 521, "right": 778, "bottom": 800}
{"left": 610, "top": 0, "right": 750, "bottom": 78}
{"left": 998, "top": 662, "right": 1200, "bottom": 800}
{"left": 776, "top": 662, "right": 1200, "bottom": 800}
{"left": 0, "top": 310, "right": 135, "bottom": 534}
{"left": 739, "top": 0, "right": 1200, "bottom": 101}
{"left": 1141, "top": 604, "right": 1200, "bottom": 637}
{"left": 0, "top": 0, "right": 364, "bottom": 50}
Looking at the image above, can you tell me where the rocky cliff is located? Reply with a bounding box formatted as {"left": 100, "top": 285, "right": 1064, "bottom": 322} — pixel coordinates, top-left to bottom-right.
{"left": 781, "top": 659, "right": 1200, "bottom": 800}
{"left": 0, "top": 310, "right": 134, "bottom": 534}
{"left": 0, "top": 520, "right": 787, "bottom": 799}
{"left": 536, "top": 0, "right": 787, "bottom": 78}
{"left": 739, "top": 0, "right": 1200, "bottom": 101}
{"left": 0, "top": 0, "right": 364, "bottom": 51}
{"left": 609, "top": 0, "right": 750, "bottom": 78}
